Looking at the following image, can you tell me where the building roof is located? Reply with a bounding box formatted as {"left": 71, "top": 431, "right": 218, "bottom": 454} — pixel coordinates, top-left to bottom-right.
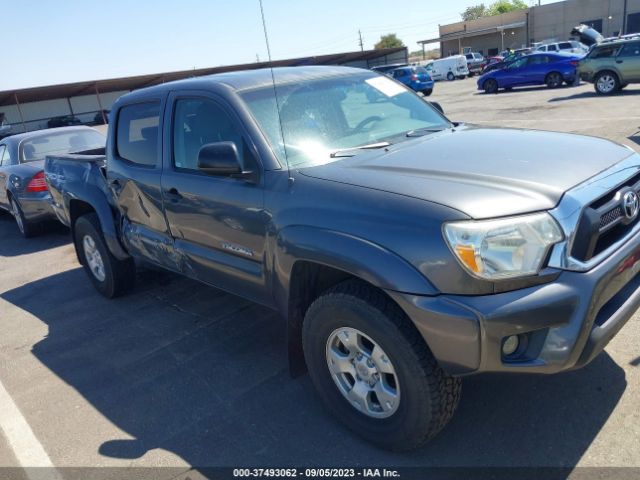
{"left": 0, "top": 48, "right": 405, "bottom": 107}
{"left": 418, "top": 21, "right": 527, "bottom": 45}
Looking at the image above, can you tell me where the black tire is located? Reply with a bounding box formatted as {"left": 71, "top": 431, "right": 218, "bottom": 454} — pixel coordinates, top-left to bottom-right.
{"left": 468, "top": 73, "right": 475, "bottom": 78}
{"left": 545, "top": 71, "right": 563, "bottom": 88}
{"left": 446, "top": 72, "right": 455, "bottom": 81}
{"left": 302, "top": 280, "right": 461, "bottom": 451}
{"left": 594, "top": 71, "right": 619, "bottom": 95}
{"left": 422, "top": 89, "right": 433, "bottom": 97}
{"left": 483, "top": 78, "right": 498, "bottom": 94}
{"left": 74, "top": 213, "right": 135, "bottom": 298}
{"left": 10, "top": 196, "right": 36, "bottom": 238}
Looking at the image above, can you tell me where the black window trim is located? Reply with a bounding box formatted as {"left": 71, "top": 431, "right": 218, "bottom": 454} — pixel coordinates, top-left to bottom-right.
{"left": 114, "top": 100, "right": 162, "bottom": 169}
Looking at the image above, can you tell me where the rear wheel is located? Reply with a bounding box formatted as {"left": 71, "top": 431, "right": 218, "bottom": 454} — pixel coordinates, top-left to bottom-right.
{"left": 594, "top": 71, "right": 619, "bottom": 95}
{"left": 446, "top": 72, "right": 455, "bottom": 81}
{"left": 483, "top": 78, "right": 499, "bottom": 94}
{"left": 302, "top": 280, "right": 461, "bottom": 451}
{"left": 10, "top": 197, "right": 35, "bottom": 238}
{"left": 545, "top": 71, "right": 563, "bottom": 88}
{"left": 421, "top": 89, "right": 433, "bottom": 97}
{"left": 74, "top": 213, "right": 135, "bottom": 298}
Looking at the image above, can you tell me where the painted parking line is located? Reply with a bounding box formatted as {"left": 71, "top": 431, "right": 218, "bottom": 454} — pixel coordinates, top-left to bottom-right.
{"left": 0, "top": 379, "right": 62, "bottom": 480}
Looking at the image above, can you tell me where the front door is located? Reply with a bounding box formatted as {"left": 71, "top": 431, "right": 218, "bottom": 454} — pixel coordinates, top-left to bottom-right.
{"left": 616, "top": 41, "right": 640, "bottom": 82}
{"left": 160, "top": 92, "right": 269, "bottom": 305}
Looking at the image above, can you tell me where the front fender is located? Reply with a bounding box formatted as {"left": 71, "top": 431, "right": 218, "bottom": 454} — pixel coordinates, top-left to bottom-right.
{"left": 272, "top": 226, "right": 437, "bottom": 313}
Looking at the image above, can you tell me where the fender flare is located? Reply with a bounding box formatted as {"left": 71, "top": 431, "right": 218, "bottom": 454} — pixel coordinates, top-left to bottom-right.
{"left": 273, "top": 226, "right": 437, "bottom": 311}
{"left": 64, "top": 183, "right": 129, "bottom": 261}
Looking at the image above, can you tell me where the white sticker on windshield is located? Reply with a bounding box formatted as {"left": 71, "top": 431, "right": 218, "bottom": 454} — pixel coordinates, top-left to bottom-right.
{"left": 366, "top": 76, "right": 405, "bottom": 97}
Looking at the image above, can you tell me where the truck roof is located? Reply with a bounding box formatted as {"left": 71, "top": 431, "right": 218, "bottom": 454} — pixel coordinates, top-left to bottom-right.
{"left": 119, "top": 65, "right": 370, "bottom": 101}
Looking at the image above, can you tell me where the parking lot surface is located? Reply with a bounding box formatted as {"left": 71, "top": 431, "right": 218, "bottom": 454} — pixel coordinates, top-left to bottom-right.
{"left": 1, "top": 78, "right": 640, "bottom": 476}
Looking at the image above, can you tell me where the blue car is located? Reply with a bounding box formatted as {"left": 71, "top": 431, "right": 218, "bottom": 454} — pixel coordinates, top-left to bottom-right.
{"left": 477, "top": 53, "right": 580, "bottom": 93}
{"left": 389, "top": 66, "right": 434, "bottom": 96}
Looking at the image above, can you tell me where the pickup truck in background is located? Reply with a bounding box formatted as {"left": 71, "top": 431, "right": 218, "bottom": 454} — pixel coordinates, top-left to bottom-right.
{"left": 464, "top": 52, "right": 485, "bottom": 76}
{"left": 45, "top": 66, "right": 640, "bottom": 451}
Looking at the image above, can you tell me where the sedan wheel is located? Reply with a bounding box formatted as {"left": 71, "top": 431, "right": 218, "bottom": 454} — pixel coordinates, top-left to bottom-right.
{"left": 483, "top": 79, "right": 498, "bottom": 94}
{"left": 10, "top": 197, "right": 34, "bottom": 238}
{"left": 546, "top": 72, "right": 562, "bottom": 88}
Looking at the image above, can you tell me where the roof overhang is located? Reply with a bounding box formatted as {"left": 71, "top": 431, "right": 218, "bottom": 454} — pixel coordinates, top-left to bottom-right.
{"left": 418, "top": 21, "right": 526, "bottom": 45}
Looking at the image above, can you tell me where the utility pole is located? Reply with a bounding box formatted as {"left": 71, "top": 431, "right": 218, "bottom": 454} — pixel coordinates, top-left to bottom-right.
{"left": 256, "top": 54, "right": 260, "bottom": 63}
{"left": 358, "top": 30, "right": 364, "bottom": 51}
{"left": 622, "top": 0, "right": 628, "bottom": 34}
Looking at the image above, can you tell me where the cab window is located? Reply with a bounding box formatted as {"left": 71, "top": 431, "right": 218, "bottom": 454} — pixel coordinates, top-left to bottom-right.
{"left": 172, "top": 98, "right": 247, "bottom": 172}
{"left": 116, "top": 102, "right": 160, "bottom": 167}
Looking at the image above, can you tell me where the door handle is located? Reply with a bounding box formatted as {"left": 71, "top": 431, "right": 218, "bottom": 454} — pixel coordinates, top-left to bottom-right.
{"left": 166, "top": 187, "right": 183, "bottom": 201}
{"left": 616, "top": 60, "right": 623, "bottom": 64}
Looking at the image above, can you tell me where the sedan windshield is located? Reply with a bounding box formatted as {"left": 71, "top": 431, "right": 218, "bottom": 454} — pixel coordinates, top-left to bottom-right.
{"left": 20, "top": 129, "right": 105, "bottom": 163}
{"left": 240, "top": 72, "right": 450, "bottom": 168}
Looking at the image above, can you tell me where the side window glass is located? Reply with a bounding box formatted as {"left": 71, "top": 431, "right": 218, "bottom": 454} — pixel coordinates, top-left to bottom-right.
{"left": 0, "top": 146, "right": 5, "bottom": 166}
{"left": 619, "top": 43, "right": 640, "bottom": 57}
{"left": 559, "top": 42, "right": 572, "bottom": 50}
{"left": 173, "top": 98, "right": 245, "bottom": 172}
{"left": 592, "top": 46, "right": 620, "bottom": 58}
{"left": 116, "top": 102, "right": 160, "bottom": 167}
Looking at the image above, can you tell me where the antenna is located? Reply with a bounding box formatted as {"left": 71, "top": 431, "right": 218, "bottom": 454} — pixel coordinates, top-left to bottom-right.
{"left": 258, "top": 0, "right": 292, "bottom": 181}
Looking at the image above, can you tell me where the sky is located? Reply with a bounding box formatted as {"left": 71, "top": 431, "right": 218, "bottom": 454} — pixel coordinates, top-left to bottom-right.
{"left": 0, "top": 0, "right": 556, "bottom": 91}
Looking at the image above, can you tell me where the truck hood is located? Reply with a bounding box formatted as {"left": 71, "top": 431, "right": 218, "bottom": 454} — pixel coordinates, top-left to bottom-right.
{"left": 299, "top": 126, "right": 635, "bottom": 219}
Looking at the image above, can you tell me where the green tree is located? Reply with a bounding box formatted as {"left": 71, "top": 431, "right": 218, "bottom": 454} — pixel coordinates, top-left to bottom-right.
{"left": 461, "top": 4, "right": 487, "bottom": 21}
{"left": 488, "top": 0, "right": 528, "bottom": 15}
{"left": 374, "top": 33, "right": 405, "bottom": 50}
{"left": 460, "top": 0, "right": 527, "bottom": 21}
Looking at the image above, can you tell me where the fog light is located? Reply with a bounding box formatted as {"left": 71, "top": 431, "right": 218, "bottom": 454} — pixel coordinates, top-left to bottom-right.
{"left": 502, "top": 335, "right": 520, "bottom": 356}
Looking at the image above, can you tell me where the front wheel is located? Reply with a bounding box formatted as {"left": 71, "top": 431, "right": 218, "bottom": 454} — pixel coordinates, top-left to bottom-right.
{"left": 302, "top": 280, "right": 461, "bottom": 451}
{"left": 74, "top": 213, "right": 135, "bottom": 298}
{"left": 483, "top": 78, "right": 499, "bottom": 94}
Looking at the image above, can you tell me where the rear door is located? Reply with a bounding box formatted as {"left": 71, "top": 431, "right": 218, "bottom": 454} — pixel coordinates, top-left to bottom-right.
{"left": 616, "top": 42, "right": 640, "bottom": 82}
{"left": 108, "top": 99, "right": 177, "bottom": 270}
{"left": 160, "top": 91, "right": 269, "bottom": 305}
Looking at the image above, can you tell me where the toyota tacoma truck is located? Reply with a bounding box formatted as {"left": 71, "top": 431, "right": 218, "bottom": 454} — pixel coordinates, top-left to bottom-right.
{"left": 45, "top": 66, "right": 640, "bottom": 451}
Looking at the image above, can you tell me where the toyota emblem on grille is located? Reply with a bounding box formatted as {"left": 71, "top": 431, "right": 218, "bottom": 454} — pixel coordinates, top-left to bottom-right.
{"left": 623, "top": 191, "right": 640, "bottom": 220}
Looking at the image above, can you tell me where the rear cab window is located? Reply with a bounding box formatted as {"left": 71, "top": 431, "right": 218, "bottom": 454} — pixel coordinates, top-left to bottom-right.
{"left": 116, "top": 102, "right": 161, "bottom": 167}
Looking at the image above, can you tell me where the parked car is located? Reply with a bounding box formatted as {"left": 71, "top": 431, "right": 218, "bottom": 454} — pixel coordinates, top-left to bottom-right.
{"left": 370, "top": 63, "right": 408, "bottom": 74}
{"left": 478, "top": 52, "right": 580, "bottom": 93}
{"left": 93, "top": 110, "right": 110, "bottom": 125}
{"left": 464, "top": 52, "right": 485, "bottom": 76}
{"left": 0, "top": 126, "right": 105, "bottom": 237}
{"left": 481, "top": 55, "right": 505, "bottom": 74}
{"left": 535, "top": 40, "right": 589, "bottom": 55}
{"left": 47, "top": 115, "right": 82, "bottom": 128}
{"left": 430, "top": 55, "right": 469, "bottom": 81}
{"left": 45, "top": 66, "right": 640, "bottom": 452}
{"left": 578, "top": 36, "right": 640, "bottom": 94}
{"left": 389, "top": 65, "right": 434, "bottom": 96}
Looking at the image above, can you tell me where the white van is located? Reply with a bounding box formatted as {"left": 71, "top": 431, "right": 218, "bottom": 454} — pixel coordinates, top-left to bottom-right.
{"left": 429, "top": 55, "right": 469, "bottom": 81}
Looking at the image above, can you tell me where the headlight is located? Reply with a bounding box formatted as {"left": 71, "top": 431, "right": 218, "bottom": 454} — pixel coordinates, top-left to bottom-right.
{"left": 443, "top": 213, "right": 563, "bottom": 280}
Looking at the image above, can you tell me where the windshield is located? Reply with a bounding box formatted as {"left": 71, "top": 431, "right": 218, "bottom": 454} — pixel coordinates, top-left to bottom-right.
{"left": 239, "top": 72, "right": 450, "bottom": 168}
{"left": 20, "top": 129, "right": 105, "bottom": 162}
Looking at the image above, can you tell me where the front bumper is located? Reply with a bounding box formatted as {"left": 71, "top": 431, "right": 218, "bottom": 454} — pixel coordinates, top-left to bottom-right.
{"left": 16, "top": 192, "right": 57, "bottom": 224}
{"left": 389, "top": 226, "right": 640, "bottom": 376}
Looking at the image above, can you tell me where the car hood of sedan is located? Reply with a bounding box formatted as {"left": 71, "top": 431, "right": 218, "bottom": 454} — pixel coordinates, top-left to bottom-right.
{"left": 299, "top": 125, "right": 636, "bottom": 219}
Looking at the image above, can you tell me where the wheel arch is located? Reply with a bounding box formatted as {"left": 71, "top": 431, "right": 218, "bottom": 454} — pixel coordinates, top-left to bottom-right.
{"left": 273, "top": 226, "right": 437, "bottom": 377}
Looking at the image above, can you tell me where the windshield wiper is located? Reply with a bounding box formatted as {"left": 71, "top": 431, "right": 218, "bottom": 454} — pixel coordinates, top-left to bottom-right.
{"left": 329, "top": 142, "right": 391, "bottom": 158}
{"left": 405, "top": 127, "right": 448, "bottom": 137}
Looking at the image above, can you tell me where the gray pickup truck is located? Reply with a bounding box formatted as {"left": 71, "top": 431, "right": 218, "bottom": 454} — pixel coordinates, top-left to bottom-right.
{"left": 45, "top": 66, "right": 640, "bottom": 451}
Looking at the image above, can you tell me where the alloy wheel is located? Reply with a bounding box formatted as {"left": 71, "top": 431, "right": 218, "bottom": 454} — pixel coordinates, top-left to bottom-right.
{"left": 325, "top": 327, "right": 400, "bottom": 418}
{"left": 83, "top": 234, "right": 106, "bottom": 282}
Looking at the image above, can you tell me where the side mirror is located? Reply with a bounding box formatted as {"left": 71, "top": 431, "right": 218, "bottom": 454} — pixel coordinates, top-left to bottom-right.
{"left": 197, "top": 142, "right": 242, "bottom": 176}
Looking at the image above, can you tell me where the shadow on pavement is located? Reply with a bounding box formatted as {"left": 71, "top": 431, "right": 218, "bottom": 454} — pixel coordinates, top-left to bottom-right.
{"left": 0, "top": 215, "right": 70, "bottom": 257}
{"left": 1, "top": 268, "right": 628, "bottom": 468}
{"left": 549, "top": 90, "right": 640, "bottom": 102}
